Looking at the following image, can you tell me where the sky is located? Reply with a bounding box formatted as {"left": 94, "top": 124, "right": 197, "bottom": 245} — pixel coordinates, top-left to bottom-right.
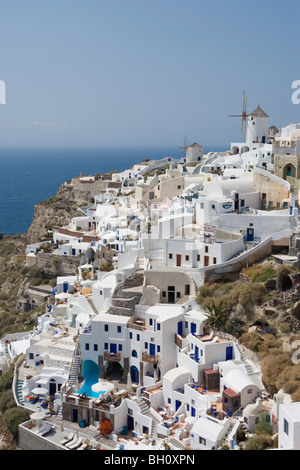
{"left": 0, "top": 0, "right": 300, "bottom": 149}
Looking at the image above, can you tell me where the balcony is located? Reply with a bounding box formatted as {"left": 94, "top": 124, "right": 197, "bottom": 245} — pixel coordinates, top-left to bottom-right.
{"left": 142, "top": 352, "right": 158, "bottom": 364}
{"left": 104, "top": 351, "right": 121, "bottom": 362}
{"left": 127, "top": 320, "right": 146, "bottom": 331}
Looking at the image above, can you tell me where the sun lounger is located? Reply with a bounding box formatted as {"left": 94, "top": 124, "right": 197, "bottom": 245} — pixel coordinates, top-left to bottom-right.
{"left": 65, "top": 435, "right": 80, "bottom": 448}
{"left": 39, "top": 424, "right": 53, "bottom": 436}
{"left": 61, "top": 432, "right": 75, "bottom": 445}
{"left": 36, "top": 423, "right": 48, "bottom": 434}
{"left": 77, "top": 438, "right": 90, "bottom": 450}
{"left": 68, "top": 437, "right": 84, "bottom": 450}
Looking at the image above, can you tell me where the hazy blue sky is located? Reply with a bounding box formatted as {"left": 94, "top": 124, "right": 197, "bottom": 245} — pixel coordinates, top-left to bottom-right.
{"left": 1, "top": 0, "right": 300, "bottom": 149}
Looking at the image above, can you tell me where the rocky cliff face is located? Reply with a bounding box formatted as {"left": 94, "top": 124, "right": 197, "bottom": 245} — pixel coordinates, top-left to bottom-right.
{"left": 27, "top": 180, "right": 111, "bottom": 243}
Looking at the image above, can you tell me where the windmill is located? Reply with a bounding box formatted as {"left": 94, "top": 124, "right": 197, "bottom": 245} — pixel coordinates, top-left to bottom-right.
{"left": 228, "top": 90, "right": 248, "bottom": 139}
{"left": 178, "top": 133, "right": 190, "bottom": 153}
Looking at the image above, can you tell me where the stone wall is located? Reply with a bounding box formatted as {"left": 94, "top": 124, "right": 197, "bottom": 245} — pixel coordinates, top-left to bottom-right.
{"left": 18, "top": 425, "right": 64, "bottom": 450}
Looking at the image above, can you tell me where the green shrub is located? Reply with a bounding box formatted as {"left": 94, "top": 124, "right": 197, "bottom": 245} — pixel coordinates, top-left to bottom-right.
{"left": 245, "top": 434, "right": 274, "bottom": 450}
{"left": 0, "top": 390, "right": 16, "bottom": 413}
{"left": 4, "top": 407, "right": 30, "bottom": 439}
{"left": 242, "top": 263, "right": 277, "bottom": 283}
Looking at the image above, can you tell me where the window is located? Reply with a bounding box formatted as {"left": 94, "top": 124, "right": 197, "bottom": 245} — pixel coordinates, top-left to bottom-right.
{"left": 177, "top": 185, "right": 181, "bottom": 189}
{"left": 241, "top": 199, "right": 245, "bottom": 207}
{"left": 199, "top": 437, "right": 206, "bottom": 446}
{"left": 212, "top": 204, "right": 215, "bottom": 209}
{"left": 157, "top": 324, "right": 161, "bottom": 331}
{"left": 169, "top": 253, "right": 173, "bottom": 260}
{"left": 185, "top": 321, "right": 188, "bottom": 328}
{"left": 132, "top": 350, "right": 138, "bottom": 358}
{"left": 94, "top": 344, "right": 98, "bottom": 351}
{"left": 117, "top": 326, "right": 121, "bottom": 333}
{"left": 197, "top": 254, "right": 200, "bottom": 262}
{"left": 284, "top": 418, "right": 289, "bottom": 435}
{"left": 162, "top": 291, "right": 166, "bottom": 298}
{"left": 118, "top": 344, "right": 122, "bottom": 351}
{"left": 104, "top": 343, "right": 108, "bottom": 350}
{"left": 104, "top": 324, "right": 109, "bottom": 332}
{"left": 247, "top": 388, "right": 252, "bottom": 394}
{"left": 145, "top": 342, "right": 148, "bottom": 349}
{"left": 168, "top": 398, "right": 171, "bottom": 404}
{"left": 137, "top": 334, "right": 140, "bottom": 341}
{"left": 205, "top": 246, "right": 209, "bottom": 253}
{"left": 213, "top": 257, "right": 217, "bottom": 265}
{"left": 176, "top": 292, "right": 181, "bottom": 298}
{"left": 185, "top": 255, "right": 189, "bottom": 261}
{"left": 157, "top": 345, "right": 160, "bottom": 352}
{"left": 129, "top": 332, "right": 132, "bottom": 339}
{"left": 85, "top": 343, "right": 89, "bottom": 351}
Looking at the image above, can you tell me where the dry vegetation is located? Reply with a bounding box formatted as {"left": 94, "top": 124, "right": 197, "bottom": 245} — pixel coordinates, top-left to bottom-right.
{"left": 197, "top": 261, "right": 300, "bottom": 402}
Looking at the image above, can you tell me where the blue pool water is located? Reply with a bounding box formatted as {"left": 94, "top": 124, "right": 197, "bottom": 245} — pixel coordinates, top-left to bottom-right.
{"left": 76, "top": 360, "right": 103, "bottom": 398}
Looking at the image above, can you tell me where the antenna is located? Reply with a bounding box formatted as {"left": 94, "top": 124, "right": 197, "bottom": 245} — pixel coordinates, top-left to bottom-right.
{"left": 228, "top": 90, "right": 248, "bottom": 138}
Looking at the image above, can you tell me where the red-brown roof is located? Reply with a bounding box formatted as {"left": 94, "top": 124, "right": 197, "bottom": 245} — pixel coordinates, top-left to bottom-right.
{"left": 224, "top": 388, "right": 239, "bottom": 397}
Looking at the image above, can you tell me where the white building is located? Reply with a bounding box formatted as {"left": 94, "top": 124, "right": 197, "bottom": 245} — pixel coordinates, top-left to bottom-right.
{"left": 278, "top": 402, "right": 300, "bottom": 450}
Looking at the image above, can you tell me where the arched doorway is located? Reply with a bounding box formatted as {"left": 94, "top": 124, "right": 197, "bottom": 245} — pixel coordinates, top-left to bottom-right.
{"left": 283, "top": 163, "right": 296, "bottom": 180}
{"left": 49, "top": 379, "right": 56, "bottom": 396}
{"left": 105, "top": 362, "right": 123, "bottom": 381}
{"left": 130, "top": 366, "right": 139, "bottom": 384}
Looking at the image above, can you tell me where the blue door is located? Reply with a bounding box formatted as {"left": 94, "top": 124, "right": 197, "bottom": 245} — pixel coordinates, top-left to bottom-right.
{"left": 150, "top": 343, "right": 156, "bottom": 357}
{"left": 63, "top": 282, "right": 68, "bottom": 293}
{"left": 191, "top": 323, "right": 197, "bottom": 335}
{"left": 191, "top": 407, "right": 196, "bottom": 417}
{"left": 110, "top": 343, "right": 117, "bottom": 354}
{"left": 130, "top": 366, "right": 139, "bottom": 384}
{"left": 175, "top": 400, "right": 181, "bottom": 411}
{"left": 226, "top": 346, "right": 233, "bottom": 360}
{"left": 177, "top": 321, "right": 183, "bottom": 336}
{"left": 72, "top": 409, "right": 78, "bottom": 422}
{"left": 247, "top": 228, "right": 254, "bottom": 242}
{"left": 195, "top": 346, "right": 199, "bottom": 362}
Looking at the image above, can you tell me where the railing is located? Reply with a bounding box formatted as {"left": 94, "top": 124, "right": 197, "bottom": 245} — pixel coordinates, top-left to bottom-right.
{"left": 127, "top": 321, "right": 146, "bottom": 331}
{"left": 104, "top": 351, "right": 121, "bottom": 362}
{"left": 175, "top": 334, "right": 183, "bottom": 349}
{"left": 142, "top": 352, "right": 158, "bottom": 364}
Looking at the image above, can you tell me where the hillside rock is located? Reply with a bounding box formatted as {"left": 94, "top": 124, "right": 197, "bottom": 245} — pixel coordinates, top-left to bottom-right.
{"left": 27, "top": 180, "right": 112, "bottom": 244}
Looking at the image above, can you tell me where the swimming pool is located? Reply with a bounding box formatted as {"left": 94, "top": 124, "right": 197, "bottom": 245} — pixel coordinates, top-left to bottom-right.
{"left": 76, "top": 360, "right": 103, "bottom": 398}
{"left": 76, "top": 360, "right": 114, "bottom": 398}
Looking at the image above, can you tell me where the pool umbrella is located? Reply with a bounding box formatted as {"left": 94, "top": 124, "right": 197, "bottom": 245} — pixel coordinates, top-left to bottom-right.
{"left": 31, "top": 410, "right": 46, "bottom": 421}
{"left": 31, "top": 387, "right": 48, "bottom": 395}
{"left": 30, "top": 410, "right": 46, "bottom": 426}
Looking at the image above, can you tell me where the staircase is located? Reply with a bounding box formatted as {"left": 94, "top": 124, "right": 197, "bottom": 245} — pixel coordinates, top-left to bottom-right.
{"left": 68, "top": 341, "right": 82, "bottom": 387}
{"left": 168, "top": 437, "right": 187, "bottom": 450}
{"left": 236, "top": 344, "right": 254, "bottom": 374}
{"left": 137, "top": 397, "right": 150, "bottom": 415}
{"left": 15, "top": 379, "right": 25, "bottom": 406}
{"left": 86, "top": 296, "right": 99, "bottom": 315}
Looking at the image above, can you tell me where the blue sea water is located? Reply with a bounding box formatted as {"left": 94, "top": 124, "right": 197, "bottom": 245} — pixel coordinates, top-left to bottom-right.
{"left": 0, "top": 145, "right": 225, "bottom": 236}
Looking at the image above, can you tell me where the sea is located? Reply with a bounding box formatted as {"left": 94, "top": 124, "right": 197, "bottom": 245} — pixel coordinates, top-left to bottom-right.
{"left": 0, "top": 145, "right": 226, "bottom": 236}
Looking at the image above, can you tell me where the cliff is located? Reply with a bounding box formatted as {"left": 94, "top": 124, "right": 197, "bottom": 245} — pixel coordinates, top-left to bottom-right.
{"left": 27, "top": 180, "right": 113, "bottom": 244}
